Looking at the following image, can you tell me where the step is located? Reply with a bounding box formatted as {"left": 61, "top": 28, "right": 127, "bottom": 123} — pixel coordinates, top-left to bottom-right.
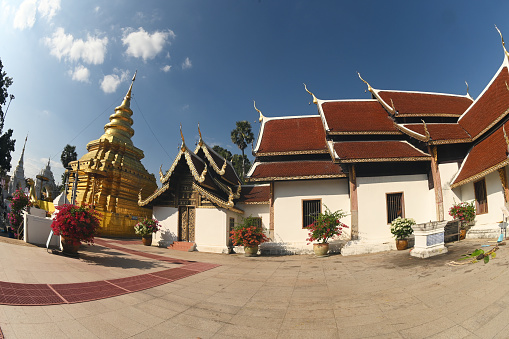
{"left": 168, "top": 241, "right": 196, "bottom": 252}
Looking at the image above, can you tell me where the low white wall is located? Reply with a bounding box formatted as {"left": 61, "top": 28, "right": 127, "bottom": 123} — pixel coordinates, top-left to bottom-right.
{"left": 357, "top": 174, "right": 434, "bottom": 242}
{"left": 195, "top": 207, "right": 229, "bottom": 253}
{"left": 271, "top": 179, "right": 350, "bottom": 252}
{"left": 23, "top": 212, "right": 60, "bottom": 247}
{"left": 153, "top": 206, "right": 178, "bottom": 247}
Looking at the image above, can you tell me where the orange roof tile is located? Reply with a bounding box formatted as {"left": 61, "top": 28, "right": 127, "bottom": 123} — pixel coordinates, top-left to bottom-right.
{"left": 248, "top": 160, "right": 345, "bottom": 181}
{"left": 333, "top": 141, "right": 431, "bottom": 162}
{"left": 238, "top": 185, "right": 270, "bottom": 203}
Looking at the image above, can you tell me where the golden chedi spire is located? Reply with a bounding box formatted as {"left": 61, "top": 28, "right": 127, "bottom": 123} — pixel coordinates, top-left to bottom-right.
{"left": 68, "top": 70, "right": 157, "bottom": 237}
{"left": 102, "top": 71, "right": 137, "bottom": 145}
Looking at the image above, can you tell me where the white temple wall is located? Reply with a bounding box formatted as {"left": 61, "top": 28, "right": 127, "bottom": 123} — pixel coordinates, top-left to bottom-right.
{"left": 356, "top": 174, "right": 434, "bottom": 242}
{"left": 152, "top": 206, "right": 178, "bottom": 247}
{"left": 269, "top": 179, "right": 350, "bottom": 253}
{"left": 195, "top": 207, "right": 234, "bottom": 253}
{"left": 238, "top": 203, "right": 270, "bottom": 231}
{"left": 458, "top": 170, "right": 505, "bottom": 238}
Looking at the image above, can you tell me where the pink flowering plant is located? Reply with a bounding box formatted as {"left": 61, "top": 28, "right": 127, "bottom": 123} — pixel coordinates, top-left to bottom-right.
{"left": 7, "top": 188, "right": 32, "bottom": 239}
{"left": 449, "top": 201, "right": 476, "bottom": 229}
{"left": 306, "top": 205, "right": 348, "bottom": 244}
{"left": 230, "top": 216, "right": 269, "bottom": 247}
{"left": 134, "top": 218, "right": 160, "bottom": 237}
{"left": 51, "top": 204, "right": 101, "bottom": 245}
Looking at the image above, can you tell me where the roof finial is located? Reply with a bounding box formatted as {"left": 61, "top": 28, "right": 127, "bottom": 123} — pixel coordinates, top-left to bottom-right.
{"left": 421, "top": 119, "right": 431, "bottom": 141}
{"left": 21, "top": 134, "right": 28, "bottom": 156}
{"left": 47, "top": 156, "right": 51, "bottom": 167}
{"left": 198, "top": 123, "right": 204, "bottom": 146}
{"left": 253, "top": 100, "right": 265, "bottom": 122}
{"left": 465, "top": 81, "right": 473, "bottom": 100}
{"left": 495, "top": 25, "right": 509, "bottom": 59}
{"left": 303, "top": 83, "right": 318, "bottom": 105}
{"left": 180, "top": 123, "right": 186, "bottom": 150}
{"left": 357, "top": 72, "right": 373, "bottom": 92}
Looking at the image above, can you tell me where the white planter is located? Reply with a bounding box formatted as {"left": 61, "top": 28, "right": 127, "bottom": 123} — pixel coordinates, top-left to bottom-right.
{"left": 411, "top": 220, "right": 448, "bottom": 258}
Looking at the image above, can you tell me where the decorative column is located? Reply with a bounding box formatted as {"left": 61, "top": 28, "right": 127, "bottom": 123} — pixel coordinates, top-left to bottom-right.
{"left": 349, "top": 164, "right": 359, "bottom": 240}
{"left": 428, "top": 145, "right": 444, "bottom": 221}
{"left": 498, "top": 167, "right": 509, "bottom": 203}
{"left": 269, "top": 181, "right": 274, "bottom": 240}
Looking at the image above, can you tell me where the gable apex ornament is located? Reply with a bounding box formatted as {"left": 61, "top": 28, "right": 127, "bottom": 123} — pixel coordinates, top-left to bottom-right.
{"left": 303, "top": 83, "right": 318, "bottom": 105}
{"left": 357, "top": 72, "right": 373, "bottom": 92}
{"left": 503, "top": 125, "right": 509, "bottom": 156}
{"left": 253, "top": 100, "right": 265, "bottom": 122}
{"left": 495, "top": 25, "right": 509, "bottom": 60}
{"left": 180, "top": 123, "right": 186, "bottom": 151}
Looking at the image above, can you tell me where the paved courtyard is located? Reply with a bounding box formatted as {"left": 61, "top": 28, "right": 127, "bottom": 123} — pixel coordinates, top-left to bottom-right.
{"left": 0, "top": 236, "right": 508, "bottom": 338}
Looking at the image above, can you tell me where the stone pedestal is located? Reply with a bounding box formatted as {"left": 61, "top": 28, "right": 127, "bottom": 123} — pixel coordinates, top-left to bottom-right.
{"left": 411, "top": 220, "right": 448, "bottom": 258}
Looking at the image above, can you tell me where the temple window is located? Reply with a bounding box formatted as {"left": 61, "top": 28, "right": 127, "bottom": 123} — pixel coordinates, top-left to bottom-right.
{"left": 474, "top": 178, "right": 488, "bottom": 215}
{"left": 303, "top": 199, "right": 321, "bottom": 228}
{"left": 386, "top": 192, "right": 404, "bottom": 224}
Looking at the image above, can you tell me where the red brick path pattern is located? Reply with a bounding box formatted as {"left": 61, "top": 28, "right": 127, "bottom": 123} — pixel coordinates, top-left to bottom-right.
{"left": 0, "top": 238, "right": 219, "bottom": 306}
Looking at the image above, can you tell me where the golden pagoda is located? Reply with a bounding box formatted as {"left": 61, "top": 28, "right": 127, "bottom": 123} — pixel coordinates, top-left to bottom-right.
{"left": 68, "top": 72, "right": 157, "bottom": 237}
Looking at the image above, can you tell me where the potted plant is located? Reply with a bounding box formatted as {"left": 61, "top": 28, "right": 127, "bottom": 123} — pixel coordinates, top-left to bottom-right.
{"left": 7, "top": 188, "right": 32, "bottom": 240}
{"left": 230, "top": 216, "right": 269, "bottom": 257}
{"left": 448, "top": 201, "right": 476, "bottom": 240}
{"left": 390, "top": 217, "right": 415, "bottom": 250}
{"left": 306, "top": 205, "right": 348, "bottom": 256}
{"left": 51, "top": 204, "right": 101, "bottom": 255}
{"left": 134, "top": 218, "right": 160, "bottom": 246}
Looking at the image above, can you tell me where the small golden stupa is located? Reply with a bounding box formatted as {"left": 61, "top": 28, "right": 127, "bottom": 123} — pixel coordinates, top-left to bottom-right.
{"left": 68, "top": 72, "right": 157, "bottom": 237}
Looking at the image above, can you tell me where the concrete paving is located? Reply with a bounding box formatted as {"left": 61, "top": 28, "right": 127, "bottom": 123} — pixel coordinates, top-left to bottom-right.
{"left": 0, "top": 235, "right": 508, "bottom": 338}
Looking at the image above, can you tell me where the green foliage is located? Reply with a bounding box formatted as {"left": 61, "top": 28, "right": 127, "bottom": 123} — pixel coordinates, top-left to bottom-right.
{"left": 459, "top": 247, "right": 497, "bottom": 264}
{"left": 390, "top": 217, "right": 415, "bottom": 240}
{"left": 212, "top": 145, "right": 232, "bottom": 162}
{"left": 306, "top": 205, "right": 348, "bottom": 244}
{"left": 232, "top": 154, "right": 251, "bottom": 183}
{"left": 134, "top": 218, "right": 160, "bottom": 236}
{"left": 230, "top": 120, "right": 254, "bottom": 176}
{"left": 0, "top": 59, "right": 15, "bottom": 174}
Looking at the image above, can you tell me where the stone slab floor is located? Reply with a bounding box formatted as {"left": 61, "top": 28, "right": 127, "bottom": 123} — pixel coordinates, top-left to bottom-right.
{"left": 0, "top": 237, "right": 508, "bottom": 339}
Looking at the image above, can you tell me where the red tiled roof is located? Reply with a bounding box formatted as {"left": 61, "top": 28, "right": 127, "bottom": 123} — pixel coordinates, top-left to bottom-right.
{"left": 451, "top": 122, "right": 509, "bottom": 187}
{"left": 248, "top": 160, "right": 345, "bottom": 181}
{"left": 401, "top": 123, "right": 471, "bottom": 141}
{"left": 256, "top": 117, "right": 327, "bottom": 154}
{"left": 459, "top": 67, "right": 509, "bottom": 139}
{"left": 333, "top": 141, "right": 431, "bottom": 162}
{"left": 238, "top": 185, "right": 270, "bottom": 203}
{"left": 321, "top": 100, "right": 398, "bottom": 133}
{"left": 378, "top": 91, "right": 472, "bottom": 117}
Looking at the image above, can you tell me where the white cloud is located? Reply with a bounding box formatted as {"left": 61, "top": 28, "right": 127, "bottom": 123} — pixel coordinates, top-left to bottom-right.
{"left": 94, "top": 6, "right": 100, "bottom": 13}
{"left": 182, "top": 57, "right": 192, "bottom": 70}
{"left": 100, "top": 69, "right": 129, "bottom": 94}
{"left": 122, "top": 27, "right": 175, "bottom": 61}
{"left": 38, "top": 0, "right": 60, "bottom": 20}
{"left": 44, "top": 27, "right": 108, "bottom": 65}
{"left": 161, "top": 65, "right": 171, "bottom": 73}
{"left": 166, "top": 52, "right": 170, "bottom": 59}
{"left": 1, "top": 1, "right": 16, "bottom": 24}
{"left": 68, "top": 65, "right": 90, "bottom": 83}
{"left": 13, "top": 0, "right": 37, "bottom": 30}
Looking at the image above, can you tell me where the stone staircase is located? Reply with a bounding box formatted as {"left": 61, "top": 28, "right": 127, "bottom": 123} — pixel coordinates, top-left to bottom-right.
{"left": 168, "top": 241, "right": 196, "bottom": 252}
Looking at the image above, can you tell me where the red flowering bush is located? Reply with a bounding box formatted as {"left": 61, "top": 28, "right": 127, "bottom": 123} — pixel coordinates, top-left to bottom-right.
{"left": 449, "top": 201, "right": 476, "bottom": 229}
{"left": 306, "top": 205, "right": 348, "bottom": 244}
{"left": 7, "top": 188, "right": 32, "bottom": 239}
{"left": 51, "top": 204, "right": 101, "bottom": 245}
{"left": 230, "top": 216, "right": 269, "bottom": 247}
{"left": 134, "top": 218, "right": 160, "bottom": 236}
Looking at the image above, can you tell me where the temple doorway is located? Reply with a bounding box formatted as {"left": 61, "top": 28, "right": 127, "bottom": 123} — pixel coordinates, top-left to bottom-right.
{"left": 178, "top": 206, "right": 195, "bottom": 241}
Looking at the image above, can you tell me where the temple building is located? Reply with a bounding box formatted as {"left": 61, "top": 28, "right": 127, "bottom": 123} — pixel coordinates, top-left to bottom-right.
{"left": 8, "top": 136, "right": 28, "bottom": 196}
{"left": 144, "top": 29, "right": 509, "bottom": 255}
{"left": 68, "top": 73, "right": 157, "bottom": 237}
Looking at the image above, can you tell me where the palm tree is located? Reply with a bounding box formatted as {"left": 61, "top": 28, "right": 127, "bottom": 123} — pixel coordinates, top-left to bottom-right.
{"left": 230, "top": 121, "right": 254, "bottom": 178}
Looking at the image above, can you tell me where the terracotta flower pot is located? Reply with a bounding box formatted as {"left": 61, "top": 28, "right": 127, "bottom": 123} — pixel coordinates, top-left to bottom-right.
{"left": 459, "top": 229, "right": 467, "bottom": 240}
{"left": 142, "top": 236, "right": 152, "bottom": 246}
{"left": 313, "top": 243, "right": 329, "bottom": 256}
{"left": 61, "top": 236, "right": 81, "bottom": 255}
{"left": 244, "top": 245, "right": 259, "bottom": 257}
{"left": 396, "top": 239, "right": 408, "bottom": 250}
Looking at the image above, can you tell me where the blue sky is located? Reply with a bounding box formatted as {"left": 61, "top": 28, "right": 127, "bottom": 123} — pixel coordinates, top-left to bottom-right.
{"left": 1, "top": 0, "right": 509, "bottom": 185}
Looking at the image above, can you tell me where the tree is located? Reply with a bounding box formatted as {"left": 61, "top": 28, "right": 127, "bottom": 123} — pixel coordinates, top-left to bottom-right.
{"left": 0, "top": 59, "right": 15, "bottom": 175}
{"left": 232, "top": 154, "right": 251, "bottom": 183}
{"left": 230, "top": 121, "right": 254, "bottom": 177}
{"left": 60, "top": 144, "right": 77, "bottom": 184}
{"left": 212, "top": 145, "right": 232, "bottom": 162}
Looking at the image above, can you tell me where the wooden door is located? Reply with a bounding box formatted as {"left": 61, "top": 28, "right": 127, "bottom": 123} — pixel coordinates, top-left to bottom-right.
{"left": 178, "top": 206, "right": 195, "bottom": 241}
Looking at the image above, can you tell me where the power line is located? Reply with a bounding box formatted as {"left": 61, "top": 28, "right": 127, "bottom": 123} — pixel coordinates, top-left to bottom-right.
{"left": 133, "top": 96, "right": 172, "bottom": 159}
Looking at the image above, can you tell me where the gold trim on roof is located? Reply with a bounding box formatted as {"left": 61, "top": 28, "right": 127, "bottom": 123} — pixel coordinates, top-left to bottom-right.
{"left": 421, "top": 120, "right": 431, "bottom": 142}
{"left": 327, "top": 131, "right": 402, "bottom": 136}
{"left": 198, "top": 123, "right": 203, "bottom": 146}
{"left": 396, "top": 113, "right": 462, "bottom": 118}
{"left": 357, "top": 72, "right": 372, "bottom": 92}
{"left": 471, "top": 109, "right": 509, "bottom": 141}
{"left": 138, "top": 182, "right": 170, "bottom": 206}
{"left": 429, "top": 138, "right": 472, "bottom": 145}
{"left": 496, "top": 25, "right": 509, "bottom": 59}
{"left": 450, "top": 158, "right": 509, "bottom": 189}
{"left": 160, "top": 148, "right": 208, "bottom": 184}
{"left": 303, "top": 83, "right": 318, "bottom": 105}
{"left": 337, "top": 156, "right": 432, "bottom": 163}
{"left": 256, "top": 149, "right": 328, "bottom": 156}
{"left": 247, "top": 174, "right": 347, "bottom": 182}
{"left": 192, "top": 182, "right": 243, "bottom": 213}
{"left": 194, "top": 143, "right": 228, "bottom": 176}
{"left": 394, "top": 123, "right": 428, "bottom": 142}
{"left": 240, "top": 201, "right": 270, "bottom": 205}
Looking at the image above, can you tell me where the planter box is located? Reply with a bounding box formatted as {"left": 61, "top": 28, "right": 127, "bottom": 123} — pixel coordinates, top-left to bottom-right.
{"left": 411, "top": 220, "right": 448, "bottom": 258}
